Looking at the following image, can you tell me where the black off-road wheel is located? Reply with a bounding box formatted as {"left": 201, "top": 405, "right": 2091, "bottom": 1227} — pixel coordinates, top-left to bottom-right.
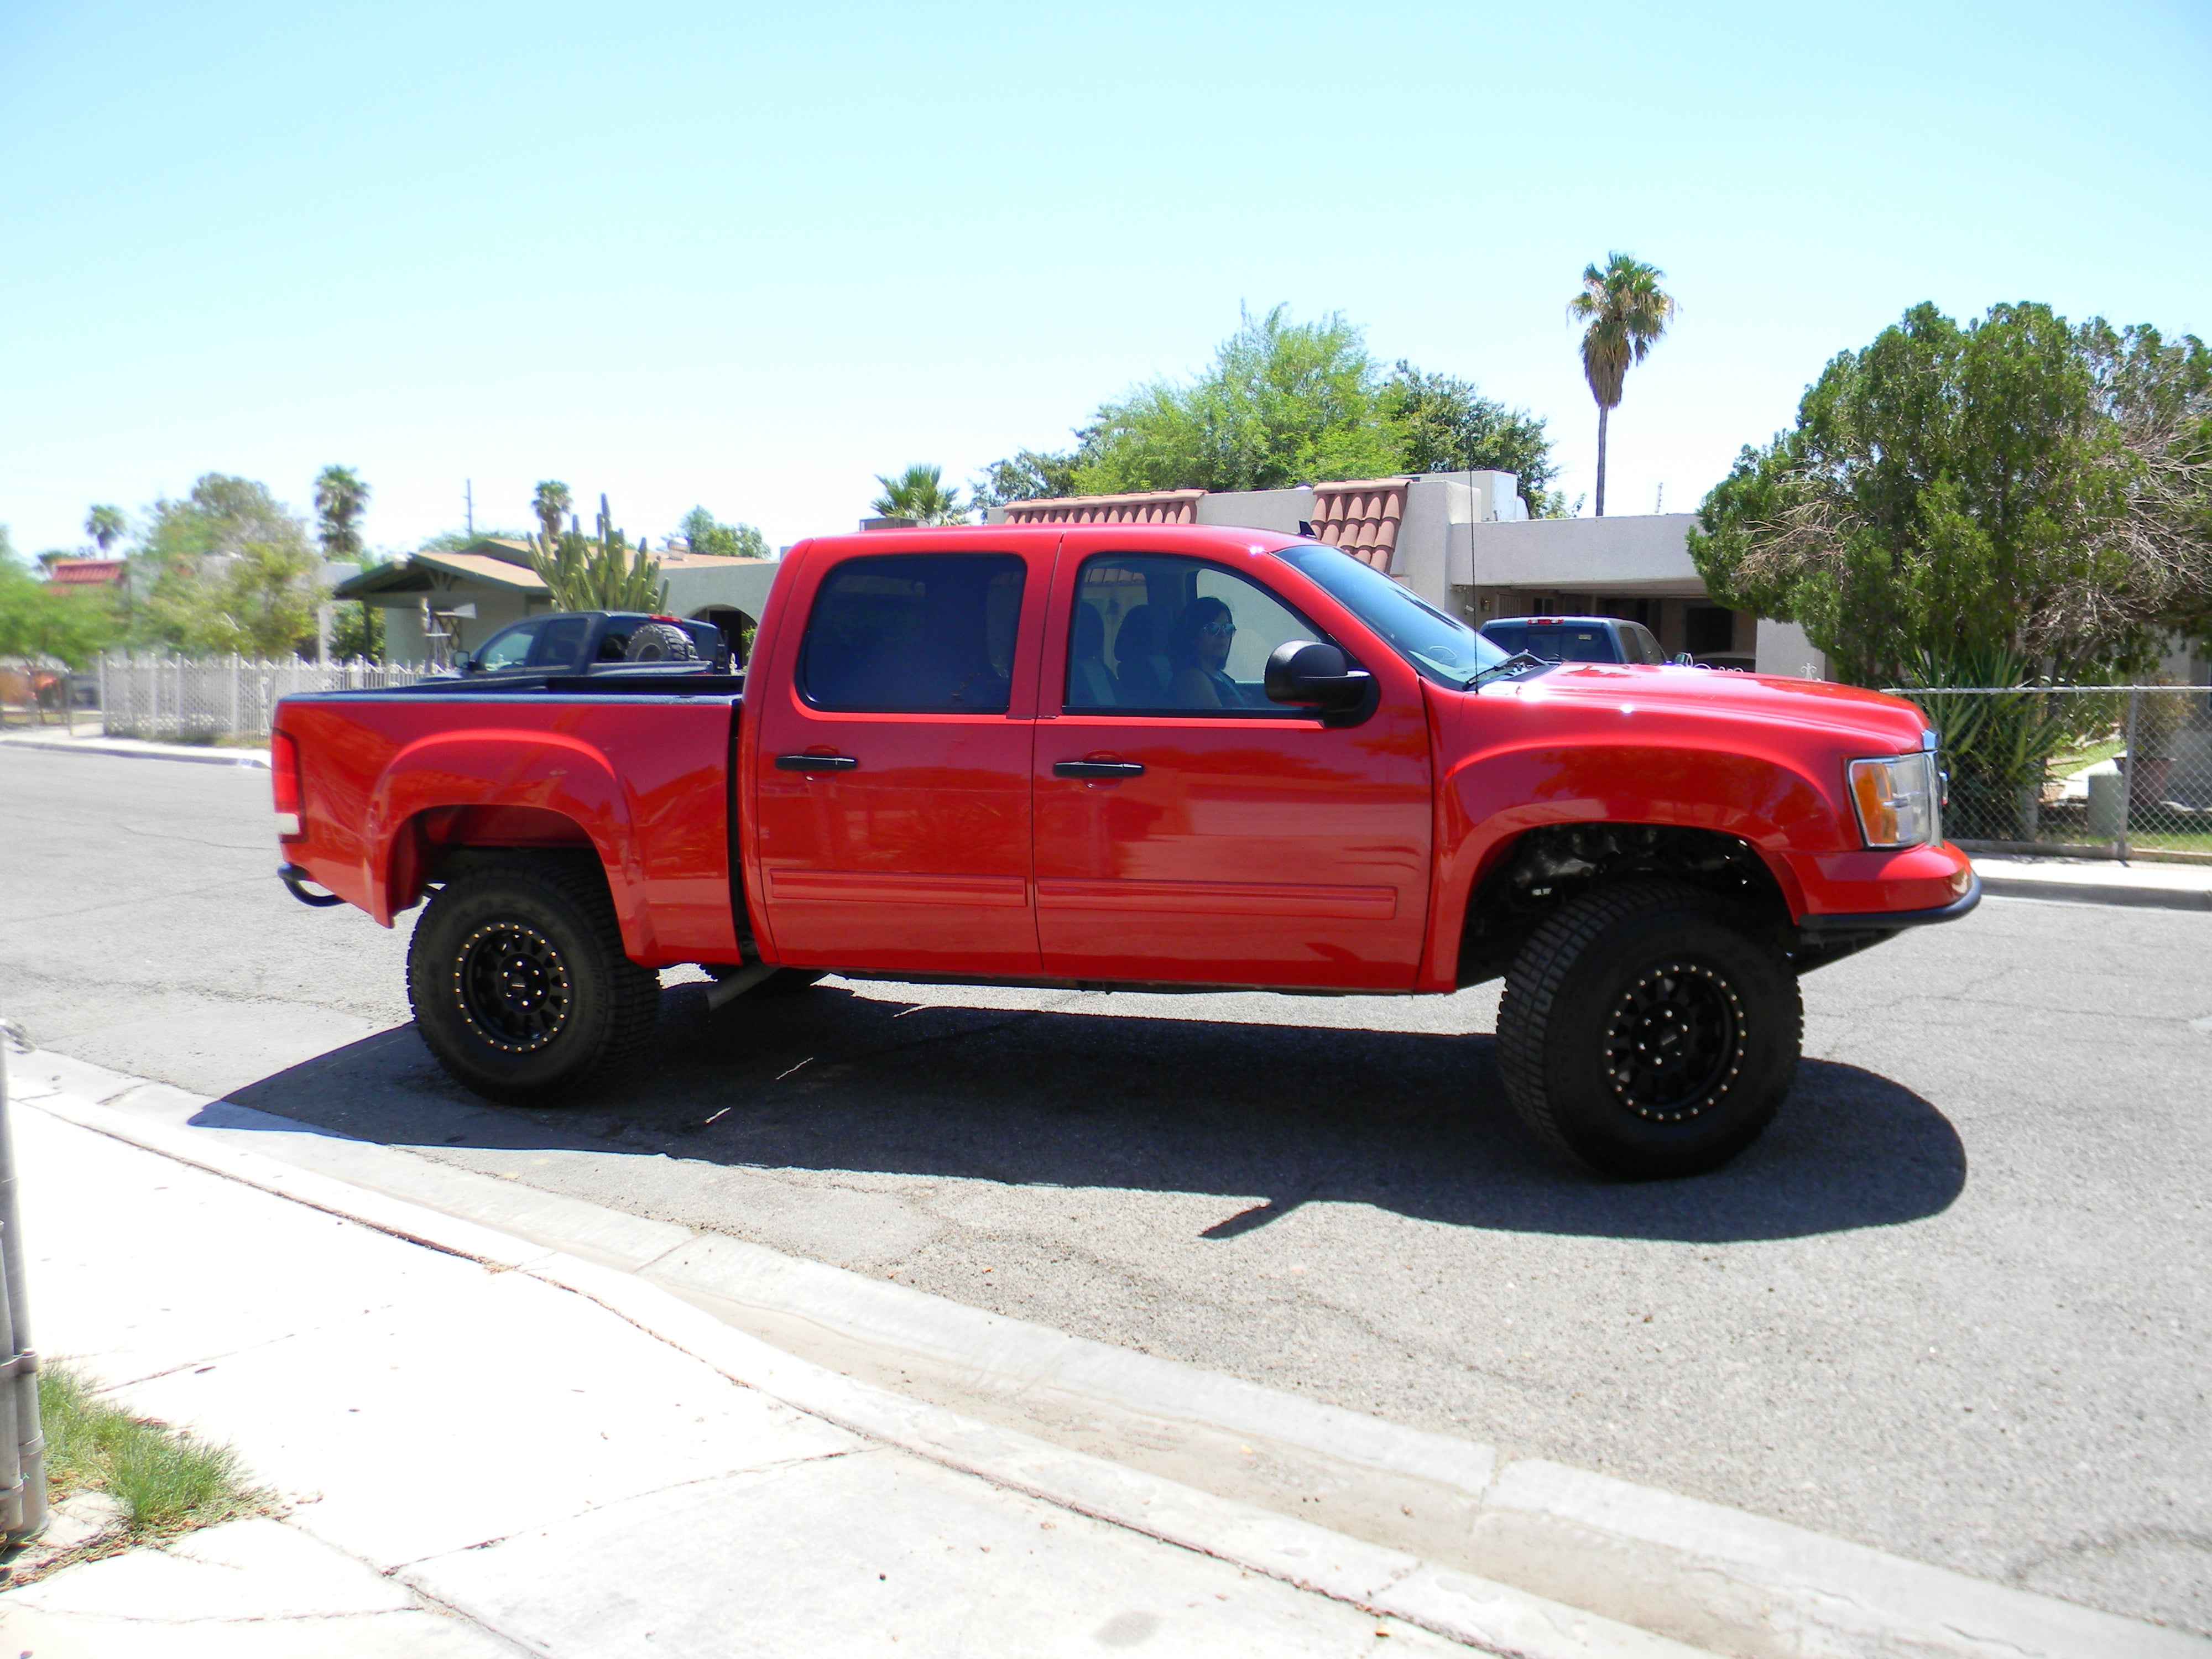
{"left": 1496, "top": 881, "right": 1801, "bottom": 1180}
{"left": 408, "top": 857, "right": 661, "bottom": 1104}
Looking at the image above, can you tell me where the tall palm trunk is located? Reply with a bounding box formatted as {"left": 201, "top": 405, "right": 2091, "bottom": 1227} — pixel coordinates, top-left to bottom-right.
{"left": 1594, "top": 404, "right": 1610, "bottom": 517}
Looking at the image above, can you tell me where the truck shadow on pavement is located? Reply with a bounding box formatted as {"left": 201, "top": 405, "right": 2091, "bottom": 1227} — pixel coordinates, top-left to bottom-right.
{"left": 221, "top": 979, "right": 1966, "bottom": 1245}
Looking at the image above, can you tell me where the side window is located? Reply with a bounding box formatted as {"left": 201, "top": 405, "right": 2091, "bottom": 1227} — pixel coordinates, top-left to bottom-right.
{"left": 529, "top": 614, "right": 593, "bottom": 671}
{"left": 1629, "top": 623, "right": 1663, "bottom": 664}
{"left": 1066, "top": 554, "right": 1326, "bottom": 715}
{"left": 800, "top": 554, "right": 1026, "bottom": 713}
{"left": 474, "top": 619, "right": 542, "bottom": 670}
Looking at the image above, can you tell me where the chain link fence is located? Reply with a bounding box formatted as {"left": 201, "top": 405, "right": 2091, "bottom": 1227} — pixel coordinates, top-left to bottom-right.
{"left": 1897, "top": 685, "right": 2212, "bottom": 862}
{"left": 96, "top": 653, "right": 434, "bottom": 742}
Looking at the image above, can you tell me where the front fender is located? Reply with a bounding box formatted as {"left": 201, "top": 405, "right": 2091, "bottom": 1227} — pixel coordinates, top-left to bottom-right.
{"left": 366, "top": 729, "right": 654, "bottom": 958}
{"left": 1423, "top": 738, "right": 1834, "bottom": 988}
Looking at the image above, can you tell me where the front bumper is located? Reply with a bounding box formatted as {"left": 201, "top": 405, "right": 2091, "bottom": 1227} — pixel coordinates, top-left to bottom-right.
{"left": 1795, "top": 872, "right": 1981, "bottom": 933}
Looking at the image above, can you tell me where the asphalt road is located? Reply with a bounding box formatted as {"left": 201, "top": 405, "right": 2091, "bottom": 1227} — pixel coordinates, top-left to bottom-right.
{"left": 4, "top": 744, "right": 2208, "bottom": 1631}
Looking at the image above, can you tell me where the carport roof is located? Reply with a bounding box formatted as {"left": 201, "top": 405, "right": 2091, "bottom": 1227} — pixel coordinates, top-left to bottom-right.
{"left": 337, "top": 549, "right": 549, "bottom": 600}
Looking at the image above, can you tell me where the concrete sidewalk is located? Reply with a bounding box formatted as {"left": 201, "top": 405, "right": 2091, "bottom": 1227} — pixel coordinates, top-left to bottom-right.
{"left": 0, "top": 1089, "right": 1707, "bottom": 1658}
{"left": 0, "top": 726, "right": 269, "bottom": 768}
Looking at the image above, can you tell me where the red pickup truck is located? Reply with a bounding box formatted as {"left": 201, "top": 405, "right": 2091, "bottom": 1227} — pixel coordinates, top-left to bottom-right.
{"left": 273, "top": 524, "right": 1976, "bottom": 1179}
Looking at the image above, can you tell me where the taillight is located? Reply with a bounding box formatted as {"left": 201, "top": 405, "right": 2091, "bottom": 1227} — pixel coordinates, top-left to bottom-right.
{"left": 272, "top": 729, "right": 303, "bottom": 838}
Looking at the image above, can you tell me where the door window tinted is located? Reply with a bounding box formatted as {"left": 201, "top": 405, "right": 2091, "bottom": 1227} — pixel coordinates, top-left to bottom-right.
{"left": 474, "top": 619, "right": 542, "bottom": 670}
{"left": 800, "top": 554, "right": 1026, "bottom": 712}
{"left": 1067, "top": 555, "right": 1322, "bottom": 714}
{"left": 1626, "top": 622, "right": 1663, "bottom": 664}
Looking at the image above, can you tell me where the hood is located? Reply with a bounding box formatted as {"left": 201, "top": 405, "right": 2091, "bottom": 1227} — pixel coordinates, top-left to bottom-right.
{"left": 1490, "top": 663, "right": 1931, "bottom": 752}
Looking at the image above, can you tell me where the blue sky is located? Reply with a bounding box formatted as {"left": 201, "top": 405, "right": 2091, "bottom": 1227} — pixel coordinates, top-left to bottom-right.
{"left": 2, "top": 0, "right": 2206, "bottom": 557}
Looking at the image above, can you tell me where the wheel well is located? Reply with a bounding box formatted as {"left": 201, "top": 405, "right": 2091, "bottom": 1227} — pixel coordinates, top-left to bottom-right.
{"left": 390, "top": 805, "right": 598, "bottom": 914}
{"left": 1457, "top": 823, "right": 1790, "bottom": 987}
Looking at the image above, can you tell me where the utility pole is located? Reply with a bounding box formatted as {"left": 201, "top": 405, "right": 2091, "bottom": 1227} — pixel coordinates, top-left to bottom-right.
{"left": 465, "top": 480, "right": 474, "bottom": 539}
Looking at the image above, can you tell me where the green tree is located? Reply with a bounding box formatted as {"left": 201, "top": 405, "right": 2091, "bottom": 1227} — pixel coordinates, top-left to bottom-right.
{"left": 0, "top": 528, "right": 121, "bottom": 668}
{"left": 1689, "top": 301, "right": 2212, "bottom": 690}
{"left": 1074, "top": 306, "right": 1401, "bottom": 495}
{"left": 129, "top": 474, "right": 325, "bottom": 656}
{"left": 1568, "top": 253, "right": 1677, "bottom": 517}
{"left": 1381, "top": 364, "right": 1564, "bottom": 515}
{"left": 970, "top": 446, "right": 1086, "bottom": 509}
{"left": 313, "top": 466, "right": 371, "bottom": 560}
{"left": 530, "top": 494, "right": 666, "bottom": 611}
{"left": 532, "top": 481, "right": 573, "bottom": 549}
{"left": 869, "top": 464, "right": 968, "bottom": 525}
{"left": 679, "top": 505, "right": 769, "bottom": 557}
{"left": 84, "top": 505, "right": 127, "bottom": 552}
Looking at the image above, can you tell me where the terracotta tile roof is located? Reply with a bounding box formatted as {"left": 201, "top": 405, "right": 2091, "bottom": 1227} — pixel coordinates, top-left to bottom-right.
{"left": 1001, "top": 489, "right": 1204, "bottom": 526}
{"left": 1308, "top": 479, "right": 1411, "bottom": 572}
{"left": 46, "top": 558, "right": 126, "bottom": 587}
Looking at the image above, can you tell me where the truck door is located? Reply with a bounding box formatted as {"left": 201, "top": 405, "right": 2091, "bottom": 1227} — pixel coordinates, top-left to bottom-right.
{"left": 750, "top": 537, "right": 1051, "bottom": 976}
{"left": 1031, "top": 538, "right": 1432, "bottom": 990}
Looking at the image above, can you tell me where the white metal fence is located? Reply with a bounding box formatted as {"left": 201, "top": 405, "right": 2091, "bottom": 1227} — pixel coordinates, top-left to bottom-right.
{"left": 1896, "top": 685, "right": 2212, "bottom": 861}
{"left": 97, "top": 653, "right": 434, "bottom": 741}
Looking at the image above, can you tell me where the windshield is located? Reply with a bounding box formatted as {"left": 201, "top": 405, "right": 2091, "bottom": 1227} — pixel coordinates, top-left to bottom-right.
{"left": 1275, "top": 544, "right": 1506, "bottom": 686}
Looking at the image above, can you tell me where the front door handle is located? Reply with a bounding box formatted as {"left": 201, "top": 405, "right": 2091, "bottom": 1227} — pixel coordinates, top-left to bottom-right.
{"left": 1053, "top": 760, "right": 1145, "bottom": 779}
{"left": 775, "top": 753, "right": 859, "bottom": 771}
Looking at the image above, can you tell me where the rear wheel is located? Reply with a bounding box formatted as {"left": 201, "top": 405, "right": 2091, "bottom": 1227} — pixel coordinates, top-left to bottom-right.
{"left": 1496, "top": 881, "right": 1800, "bottom": 1180}
{"left": 408, "top": 857, "right": 660, "bottom": 1103}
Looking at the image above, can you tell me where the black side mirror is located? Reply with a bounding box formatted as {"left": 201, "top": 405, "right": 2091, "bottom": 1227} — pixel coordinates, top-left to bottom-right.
{"left": 1265, "top": 640, "right": 1371, "bottom": 709}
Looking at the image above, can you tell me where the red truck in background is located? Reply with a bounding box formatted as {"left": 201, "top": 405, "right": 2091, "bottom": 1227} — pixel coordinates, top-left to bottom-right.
{"left": 272, "top": 523, "right": 1978, "bottom": 1180}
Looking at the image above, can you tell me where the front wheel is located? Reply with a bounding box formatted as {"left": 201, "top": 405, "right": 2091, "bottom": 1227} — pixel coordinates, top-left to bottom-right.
{"left": 408, "top": 857, "right": 661, "bottom": 1104}
{"left": 1497, "top": 881, "right": 1801, "bottom": 1180}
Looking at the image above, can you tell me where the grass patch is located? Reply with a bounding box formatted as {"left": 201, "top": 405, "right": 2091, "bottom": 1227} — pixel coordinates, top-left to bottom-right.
{"left": 39, "top": 1362, "right": 260, "bottom": 1537}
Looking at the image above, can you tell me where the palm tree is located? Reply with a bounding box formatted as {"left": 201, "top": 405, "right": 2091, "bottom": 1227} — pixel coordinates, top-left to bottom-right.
{"left": 532, "top": 481, "right": 573, "bottom": 549}
{"left": 84, "top": 504, "right": 127, "bottom": 553}
{"left": 870, "top": 463, "right": 968, "bottom": 525}
{"left": 1567, "top": 254, "right": 1677, "bottom": 516}
{"left": 313, "top": 466, "right": 371, "bottom": 559}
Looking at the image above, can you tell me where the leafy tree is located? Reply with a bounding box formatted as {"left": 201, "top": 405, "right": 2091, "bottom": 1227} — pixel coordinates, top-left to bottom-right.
{"left": 679, "top": 505, "right": 769, "bottom": 558}
{"left": 971, "top": 447, "right": 1086, "bottom": 510}
{"left": 1382, "top": 364, "right": 1564, "bottom": 515}
{"left": 976, "top": 309, "right": 1563, "bottom": 513}
{"left": 129, "top": 474, "right": 325, "bottom": 656}
{"left": 530, "top": 494, "right": 666, "bottom": 611}
{"left": 1568, "top": 253, "right": 1677, "bottom": 517}
{"left": 84, "top": 505, "right": 127, "bottom": 553}
{"left": 313, "top": 466, "right": 371, "bottom": 561}
{"left": 532, "top": 481, "right": 573, "bottom": 549}
{"left": 870, "top": 464, "right": 968, "bottom": 525}
{"left": 0, "top": 529, "right": 121, "bottom": 668}
{"left": 1074, "top": 306, "right": 1401, "bottom": 495}
{"left": 1689, "top": 301, "right": 2212, "bottom": 689}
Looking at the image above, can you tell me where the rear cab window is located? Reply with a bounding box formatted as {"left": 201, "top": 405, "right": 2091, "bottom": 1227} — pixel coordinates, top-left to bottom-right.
{"left": 800, "top": 554, "right": 1026, "bottom": 712}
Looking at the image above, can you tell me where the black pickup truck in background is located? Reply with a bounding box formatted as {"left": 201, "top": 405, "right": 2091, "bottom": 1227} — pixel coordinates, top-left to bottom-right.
{"left": 455, "top": 612, "right": 727, "bottom": 679}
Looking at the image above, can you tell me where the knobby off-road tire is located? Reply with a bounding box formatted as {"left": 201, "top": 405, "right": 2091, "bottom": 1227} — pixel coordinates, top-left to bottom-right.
{"left": 1496, "top": 880, "right": 1801, "bottom": 1180}
{"left": 408, "top": 856, "right": 661, "bottom": 1104}
{"left": 624, "top": 622, "right": 698, "bottom": 662}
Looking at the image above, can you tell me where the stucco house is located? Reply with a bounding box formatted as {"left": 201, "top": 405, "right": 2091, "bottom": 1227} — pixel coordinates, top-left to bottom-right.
{"left": 338, "top": 538, "right": 780, "bottom": 665}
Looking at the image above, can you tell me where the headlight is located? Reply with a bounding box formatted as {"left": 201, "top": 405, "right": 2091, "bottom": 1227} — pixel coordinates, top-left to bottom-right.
{"left": 1849, "top": 753, "right": 1942, "bottom": 848}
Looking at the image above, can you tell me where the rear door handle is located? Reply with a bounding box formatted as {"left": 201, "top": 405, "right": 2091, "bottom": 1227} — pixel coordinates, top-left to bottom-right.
{"left": 1053, "top": 760, "right": 1145, "bottom": 779}
{"left": 775, "top": 753, "right": 859, "bottom": 771}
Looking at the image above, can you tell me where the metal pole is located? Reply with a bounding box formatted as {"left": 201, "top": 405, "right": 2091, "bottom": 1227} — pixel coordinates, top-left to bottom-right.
{"left": 0, "top": 1043, "right": 46, "bottom": 1540}
{"left": 2120, "top": 688, "right": 2140, "bottom": 865}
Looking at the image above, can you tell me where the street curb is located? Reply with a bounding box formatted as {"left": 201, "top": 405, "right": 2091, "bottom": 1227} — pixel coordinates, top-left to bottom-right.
{"left": 1976, "top": 873, "right": 2212, "bottom": 911}
{"left": 0, "top": 735, "right": 270, "bottom": 768}
{"left": 14, "top": 1056, "right": 2205, "bottom": 1659}
{"left": 19, "top": 1086, "right": 1710, "bottom": 1659}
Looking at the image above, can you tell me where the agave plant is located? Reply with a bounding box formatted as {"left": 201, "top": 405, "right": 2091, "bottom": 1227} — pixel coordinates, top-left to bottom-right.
{"left": 529, "top": 494, "right": 666, "bottom": 613}
{"left": 1897, "top": 645, "right": 2117, "bottom": 841}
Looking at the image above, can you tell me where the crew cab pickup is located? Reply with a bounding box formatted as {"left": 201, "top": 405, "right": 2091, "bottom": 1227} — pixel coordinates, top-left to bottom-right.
{"left": 272, "top": 524, "right": 1978, "bottom": 1179}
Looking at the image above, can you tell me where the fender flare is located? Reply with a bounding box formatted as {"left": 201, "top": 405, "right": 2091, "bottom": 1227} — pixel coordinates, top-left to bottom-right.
{"left": 363, "top": 729, "right": 655, "bottom": 958}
